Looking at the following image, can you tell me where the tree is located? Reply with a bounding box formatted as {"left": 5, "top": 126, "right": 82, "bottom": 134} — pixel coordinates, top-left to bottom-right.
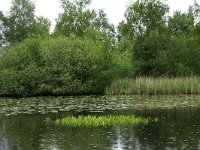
{"left": 54, "top": 0, "right": 115, "bottom": 38}
{"left": 188, "top": 0, "right": 200, "bottom": 40}
{"left": 189, "top": 0, "right": 200, "bottom": 24}
{"left": 93, "top": 9, "right": 115, "bottom": 36}
{"left": 133, "top": 34, "right": 181, "bottom": 76}
{"left": 168, "top": 11, "right": 194, "bottom": 37}
{"left": 116, "top": 0, "right": 170, "bottom": 76}
{"left": 0, "top": 11, "right": 5, "bottom": 47}
{"left": 54, "top": 0, "right": 93, "bottom": 37}
{"left": 118, "top": 0, "right": 169, "bottom": 39}
{"left": 4, "top": 0, "right": 36, "bottom": 44}
{"left": 1, "top": 0, "right": 51, "bottom": 45}
{"left": 34, "top": 16, "right": 51, "bottom": 37}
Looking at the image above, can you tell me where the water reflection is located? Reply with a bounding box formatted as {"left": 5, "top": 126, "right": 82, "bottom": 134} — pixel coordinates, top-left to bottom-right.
{"left": 0, "top": 96, "right": 200, "bottom": 149}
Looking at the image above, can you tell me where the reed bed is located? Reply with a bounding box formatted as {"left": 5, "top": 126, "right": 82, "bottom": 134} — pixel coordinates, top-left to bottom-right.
{"left": 53, "top": 115, "right": 149, "bottom": 127}
{"left": 107, "top": 77, "right": 200, "bottom": 95}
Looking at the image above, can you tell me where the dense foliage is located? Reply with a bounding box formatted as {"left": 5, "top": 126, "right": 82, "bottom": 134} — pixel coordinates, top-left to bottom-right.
{"left": 133, "top": 34, "right": 181, "bottom": 76}
{"left": 54, "top": 0, "right": 115, "bottom": 51}
{"left": 0, "top": 38, "right": 113, "bottom": 96}
{"left": 118, "top": 0, "right": 200, "bottom": 76}
{"left": 54, "top": 0, "right": 115, "bottom": 38}
{"left": 0, "top": 0, "right": 51, "bottom": 45}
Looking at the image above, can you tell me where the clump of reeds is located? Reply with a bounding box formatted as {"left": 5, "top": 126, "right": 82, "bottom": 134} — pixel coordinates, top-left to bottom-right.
{"left": 53, "top": 115, "right": 149, "bottom": 127}
{"left": 107, "top": 77, "right": 200, "bottom": 95}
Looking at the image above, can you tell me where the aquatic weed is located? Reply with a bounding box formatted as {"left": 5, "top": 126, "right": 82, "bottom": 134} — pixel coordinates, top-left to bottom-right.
{"left": 54, "top": 115, "right": 149, "bottom": 127}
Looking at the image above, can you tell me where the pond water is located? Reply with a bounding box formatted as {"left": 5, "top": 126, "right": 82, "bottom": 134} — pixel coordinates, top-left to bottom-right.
{"left": 0, "top": 95, "right": 200, "bottom": 150}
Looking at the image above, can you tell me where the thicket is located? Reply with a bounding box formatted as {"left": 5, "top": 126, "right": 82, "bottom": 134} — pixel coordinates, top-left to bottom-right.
{"left": 0, "top": 38, "right": 113, "bottom": 96}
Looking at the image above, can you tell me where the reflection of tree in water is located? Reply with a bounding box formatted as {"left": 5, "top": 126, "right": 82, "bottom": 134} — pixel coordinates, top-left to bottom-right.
{"left": 0, "top": 114, "right": 119, "bottom": 150}
{"left": 0, "top": 115, "right": 48, "bottom": 150}
{"left": 40, "top": 126, "right": 118, "bottom": 150}
{"left": 0, "top": 121, "right": 9, "bottom": 150}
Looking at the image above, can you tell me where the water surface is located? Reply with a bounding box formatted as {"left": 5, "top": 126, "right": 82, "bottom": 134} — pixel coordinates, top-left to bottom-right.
{"left": 0, "top": 95, "right": 200, "bottom": 150}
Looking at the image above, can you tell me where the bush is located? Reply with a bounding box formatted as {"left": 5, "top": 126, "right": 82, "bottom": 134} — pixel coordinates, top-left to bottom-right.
{"left": 184, "top": 39, "right": 200, "bottom": 75}
{"left": 111, "top": 39, "right": 135, "bottom": 78}
{"left": 111, "top": 50, "right": 134, "bottom": 78}
{"left": 133, "top": 34, "right": 181, "bottom": 76}
{"left": 0, "top": 37, "right": 113, "bottom": 96}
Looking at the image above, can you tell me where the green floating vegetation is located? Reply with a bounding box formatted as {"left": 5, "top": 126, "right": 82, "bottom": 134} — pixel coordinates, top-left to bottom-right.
{"left": 53, "top": 115, "right": 149, "bottom": 127}
{"left": 107, "top": 77, "right": 200, "bottom": 95}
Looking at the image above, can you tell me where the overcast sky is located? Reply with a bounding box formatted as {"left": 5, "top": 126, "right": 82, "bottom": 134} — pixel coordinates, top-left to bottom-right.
{"left": 0, "top": 0, "right": 199, "bottom": 30}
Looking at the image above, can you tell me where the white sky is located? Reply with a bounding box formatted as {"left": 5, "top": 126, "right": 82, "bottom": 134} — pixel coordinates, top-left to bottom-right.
{"left": 0, "top": 0, "right": 199, "bottom": 30}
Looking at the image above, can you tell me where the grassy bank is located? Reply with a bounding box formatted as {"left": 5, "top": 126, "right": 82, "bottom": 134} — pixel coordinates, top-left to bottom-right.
{"left": 51, "top": 115, "right": 149, "bottom": 127}
{"left": 107, "top": 77, "right": 200, "bottom": 95}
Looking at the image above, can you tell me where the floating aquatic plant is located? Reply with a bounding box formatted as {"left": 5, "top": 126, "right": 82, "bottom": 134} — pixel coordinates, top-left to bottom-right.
{"left": 51, "top": 115, "right": 150, "bottom": 127}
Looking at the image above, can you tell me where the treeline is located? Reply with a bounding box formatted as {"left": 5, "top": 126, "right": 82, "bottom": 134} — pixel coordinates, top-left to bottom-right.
{"left": 118, "top": 0, "right": 200, "bottom": 76}
{"left": 0, "top": 0, "right": 200, "bottom": 96}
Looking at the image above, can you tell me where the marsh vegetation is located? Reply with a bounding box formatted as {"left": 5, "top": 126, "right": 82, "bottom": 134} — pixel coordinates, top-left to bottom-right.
{"left": 108, "top": 77, "right": 200, "bottom": 95}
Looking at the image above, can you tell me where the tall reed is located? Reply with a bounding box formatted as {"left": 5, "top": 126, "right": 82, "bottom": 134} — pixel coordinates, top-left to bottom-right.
{"left": 107, "top": 77, "right": 200, "bottom": 95}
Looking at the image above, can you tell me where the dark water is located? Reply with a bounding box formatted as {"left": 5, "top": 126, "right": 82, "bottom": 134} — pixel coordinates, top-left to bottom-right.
{"left": 0, "top": 95, "right": 200, "bottom": 150}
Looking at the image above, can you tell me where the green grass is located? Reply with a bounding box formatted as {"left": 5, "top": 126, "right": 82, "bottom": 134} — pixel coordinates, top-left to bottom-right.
{"left": 107, "top": 77, "right": 200, "bottom": 95}
{"left": 52, "top": 115, "right": 149, "bottom": 127}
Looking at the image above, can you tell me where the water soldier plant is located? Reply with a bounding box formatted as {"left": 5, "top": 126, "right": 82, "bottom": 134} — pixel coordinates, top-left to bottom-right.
{"left": 51, "top": 115, "right": 149, "bottom": 127}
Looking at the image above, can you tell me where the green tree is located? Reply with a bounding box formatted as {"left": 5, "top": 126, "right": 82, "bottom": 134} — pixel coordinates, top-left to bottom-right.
{"left": 4, "top": 0, "right": 36, "bottom": 44}
{"left": 117, "top": 0, "right": 170, "bottom": 76}
{"left": 189, "top": 0, "right": 200, "bottom": 40}
{"left": 0, "top": 11, "right": 5, "bottom": 47}
{"left": 1, "top": 0, "right": 51, "bottom": 45}
{"left": 118, "top": 0, "right": 169, "bottom": 39}
{"left": 54, "top": 0, "right": 114, "bottom": 38}
{"left": 189, "top": 0, "right": 200, "bottom": 24}
{"left": 34, "top": 16, "right": 51, "bottom": 37}
{"left": 54, "top": 0, "right": 93, "bottom": 37}
{"left": 133, "top": 34, "right": 181, "bottom": 76}
{"left": 168, "top": 11, "right": 194, "bottom": 37}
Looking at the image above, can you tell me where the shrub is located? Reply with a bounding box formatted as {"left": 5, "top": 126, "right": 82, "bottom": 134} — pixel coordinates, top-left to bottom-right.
{"left": 111, "top": 50, "right": 134, "bottom": 78}
{"left": 0, "top": 37, "right": 113, "bottom": 96}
